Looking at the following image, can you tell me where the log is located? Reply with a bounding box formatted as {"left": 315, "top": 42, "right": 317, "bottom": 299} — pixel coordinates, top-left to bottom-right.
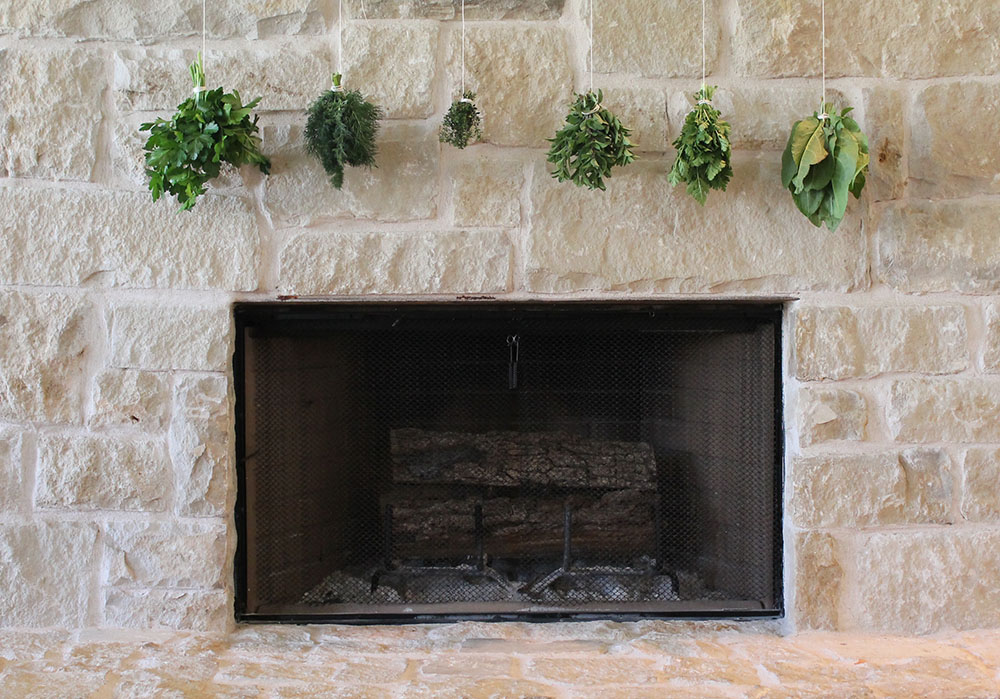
{"left": 390, "top": 428, "right": 658, "bottom": 491}
{"left": 381, "top": 488, "right": 657, "bottom": 559}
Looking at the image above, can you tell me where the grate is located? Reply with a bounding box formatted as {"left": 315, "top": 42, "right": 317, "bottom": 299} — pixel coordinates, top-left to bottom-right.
{"left": 237, "top": 304, "right": 782, "bottom": 621}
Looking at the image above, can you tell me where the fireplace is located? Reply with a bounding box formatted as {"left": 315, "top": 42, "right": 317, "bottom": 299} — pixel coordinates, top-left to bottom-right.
{"left": 234, "top": 303, "right": 783, "bottom": 622}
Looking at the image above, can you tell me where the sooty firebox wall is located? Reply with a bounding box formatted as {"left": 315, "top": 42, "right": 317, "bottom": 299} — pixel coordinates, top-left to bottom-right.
{"left": 235, "top": 303, "right": 783, "bottom": 623}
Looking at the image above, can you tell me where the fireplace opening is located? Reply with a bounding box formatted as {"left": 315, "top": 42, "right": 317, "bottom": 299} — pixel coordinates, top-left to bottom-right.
{"left": 235, "top": 303, "right": 783, "bottom": 622}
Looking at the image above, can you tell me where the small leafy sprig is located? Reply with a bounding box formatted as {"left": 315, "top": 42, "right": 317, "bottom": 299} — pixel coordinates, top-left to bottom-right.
{"left": 304, "top": 73, "right": 382, "bottom": 189}
{"left": 781, "top": 104, "right": 869, "bottom": 231}
{"left": 440, "top": 91, "right": 482, "bottom": 149}
{"left": 547, "top": 90, "right": 636, "bottom": 191}
{"left": 667, "top": 85, "right": 733, "bottom": 205}
{"left": 140, "top": 54, "right": 270, "bottom": 211}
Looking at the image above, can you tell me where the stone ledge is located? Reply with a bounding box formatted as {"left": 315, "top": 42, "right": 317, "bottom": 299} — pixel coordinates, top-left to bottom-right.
{"left": 0, "top": 626, "right": 997, "bottom": 696}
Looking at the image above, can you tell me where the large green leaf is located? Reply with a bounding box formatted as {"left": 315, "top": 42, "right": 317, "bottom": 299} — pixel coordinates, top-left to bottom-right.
{"left": 830, "top": 129, "right": 860, "bottom": 223}
{"left": 792, "top": 187, "right": 824, "bottom": 217}
{"left": 791, "top": 119, "right": 828, "bottom": 192}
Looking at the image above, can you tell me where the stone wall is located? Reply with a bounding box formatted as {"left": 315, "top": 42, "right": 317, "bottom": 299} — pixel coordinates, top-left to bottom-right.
{"left": 0, "top": 0, "right": 998, "bottom": 636}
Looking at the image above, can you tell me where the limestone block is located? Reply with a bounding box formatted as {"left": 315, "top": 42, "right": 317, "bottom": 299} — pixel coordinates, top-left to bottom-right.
{"left": 526, "top": 155, "right": 865, "bottom": 294}
{"left": 0, "top": 0, "right": 325, "bottom": 40}
{"left": 0, "top": 522, "right": 97, "bottom": 627}
{"left": 961, "top": 448, "right": 1000, "bottom": 523}
{"left": 853, "top": 530, "right": 1000, "bottom": 633}
{"left": 797, "top": 387, "right": 867, "bottom": 447}
{"left": 604, "top": 86, "right": 669, "bottom": 153}
{"left": 343, "top": 22, "right": 439, "bottom": 119}
{"left": 90, "top": 369, "right": 171, "bottom": 430}
{"left": 170, "top": 375, "right": 232, "bottom": 517}
{"left": 0, "top": 429, "right": 23, "bottom": 512}
{"left": 278, "top": 229, "right": 512, "bottom": 296}
{"left": 103, "top": 589, "right": 228, "bottom": 632}
{"left": 109, "top": 301, "right": 232, "bottom": 372}
{"left": 863, "top": 87, "right": 906, "bottom": 201}
{"left": 103, "top": 520, "right": 227, "bottom": 588}
{"left": 888, "top": 379, "right": 1000, "bottom": 443}
{"left": 791, "top": 450, "right": 952, "bottom": 528}
{"left": 910, "top": 82, "right": 1000, "bottom": 198}
{"left": 114, "top": 42, "right": 332, "bottom": 112}
{"left": 0, "top": 291, "right": 93, "bottom": 423}
{"left": 0, "top": 48, "right": 103, "bottom": 180}
{"left": 264, "top": 122, "right": 438, "bottom": 225}
{"left": 733, "top": 0, "right": 1000, "bottom": 78}
{"left": 794, "top": 305, "right": 967, "bottom": 380}
{"left": 446, "top": 25, "right": 572, "bottom": 147}
{"left": 0, "top": 188, "right": 259, "bottom": 291}
{"left": 673, "top": 85, "right": 844, "bottom": 152}
{"left": 525, "top": 656, "right": 659, "bottom": 685}
{"left": 452, "top": 155, "right": 523, "bottom": 228}
{"left": 36, "top": 435, "right": 172, "bottom": 511}
{"left": 876, "top": 200, "right": 1000, "bottom": 293}
{"left": 591, "top": 0, "right": 719, "bottom": 78}
{"left": 794, "top": 532, "right": 843, "bottom": 631}
{"left": 349, "top": 0, "right": 563, "bottom": 19}
{"left": 984, "top": 302, "right": 1000, "bottom": 372}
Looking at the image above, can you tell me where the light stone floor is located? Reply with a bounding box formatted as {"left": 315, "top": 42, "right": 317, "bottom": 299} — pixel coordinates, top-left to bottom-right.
{"left": 0, "top": 622, "right": 998, "bottom": 698}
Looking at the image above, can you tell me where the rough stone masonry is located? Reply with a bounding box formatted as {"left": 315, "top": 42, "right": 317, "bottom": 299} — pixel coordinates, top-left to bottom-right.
{"left": 0, "top": 0, "right": 999, "bottom": 643}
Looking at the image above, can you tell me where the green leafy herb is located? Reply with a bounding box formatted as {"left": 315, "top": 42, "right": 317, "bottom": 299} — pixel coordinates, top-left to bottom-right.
{"left": 440, "top": 91, "right": 483, "bottom": 149}
{"left": 781, "top": 103, "right": 869, "bottom": 231}
{"left": 547, "top": 90, "right": 636, "bottom": 191}
{"left": 140, "top": 54, "right": 270, "bottom": 211}
{"left": 304, "top": 73, "right": 382, "bottom": 189}
{"left": 667, "top": 85, "right": 733, "bottom": 205}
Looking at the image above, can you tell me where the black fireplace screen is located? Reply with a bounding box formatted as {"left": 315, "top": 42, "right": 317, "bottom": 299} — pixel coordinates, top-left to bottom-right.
{"left": 235, "top": 303, "right": 783, "bottom": 622}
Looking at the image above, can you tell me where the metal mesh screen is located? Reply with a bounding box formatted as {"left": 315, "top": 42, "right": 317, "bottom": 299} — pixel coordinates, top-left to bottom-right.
{"left": 237, "top": 304, "right": 781, "bottom": 620}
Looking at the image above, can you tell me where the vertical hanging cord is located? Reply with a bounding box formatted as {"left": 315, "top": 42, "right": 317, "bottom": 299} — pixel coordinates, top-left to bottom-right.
{"left": 589, "top": 0, "right": 594, "bottom": 93}
{"left": 701, "top": 0, "right": 706, "bottom": 91}
{"left": 461, "top": 0, "right": 466, "bottom": 94}
{"left": 821, "top": 0, "right": 826, "bottom": 109}
{"left": 202, "top": 0, "right": 206, "bottom": 69}
{"left": 338, "top": 0, "right": 343, "bottom": 79}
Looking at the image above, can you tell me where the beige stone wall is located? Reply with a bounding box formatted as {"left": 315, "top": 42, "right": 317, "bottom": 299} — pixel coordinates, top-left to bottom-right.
{"left": 0, "top": 0, "right": 998, "bottom": 636}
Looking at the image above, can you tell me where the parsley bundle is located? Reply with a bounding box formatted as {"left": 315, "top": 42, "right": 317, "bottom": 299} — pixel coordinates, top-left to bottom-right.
{"left": 781, "top": 104, "right": 869, "bottom": 231}
{"left": 304, "top": 74, "right": 382, "bottom": 190}
{"left": 667, "top": 86, "right": 733, "bottom": 205}
{"left": 440, "top": 92, "right": 483, "bottom": 149}
{"left": 547, "top": 90, "right": 636, "bottom": 191}
{"left": 140, "top": 55, "right": 270, "bottom": 211}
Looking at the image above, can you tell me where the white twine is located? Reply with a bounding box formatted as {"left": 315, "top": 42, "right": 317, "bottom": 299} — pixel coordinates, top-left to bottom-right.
{"left": 701, "top": 0, "right": 706, "bottom": 90}
{"left": 589, "top": 0, "right": 594, "bottom": 93}
{"left": 697, "top": 99, "right": 710, "bottom": 105}
{"left": 461, "top": 0, "right": 466, "bottom": 94}
{"left": 202, "top": 0, "right": 206, "bottom": 69}
{"left": 821, "top": 0, "right": 826, "bottom": 110}
{"left": 338, "top": 0, "right": 343, "bottom": 76}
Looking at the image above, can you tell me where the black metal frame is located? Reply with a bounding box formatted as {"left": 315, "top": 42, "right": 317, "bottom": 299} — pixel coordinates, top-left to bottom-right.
{"left": 233, "top": 300, "right": 786, "bottom": 625}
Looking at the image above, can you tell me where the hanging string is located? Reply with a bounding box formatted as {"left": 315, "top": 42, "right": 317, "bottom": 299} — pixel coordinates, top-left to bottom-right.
{"left": 819, "top": 0, "right": 827, "bottom": 119}
{"left": 589, "top": 0, "right": 594, "bottom": 93}
{"left": 194, "top": 0, "right": 207, "bottom": 92}
{"left": 461, "top": 0, "right": 466, "bottom": 94}
{"left": 701, "top": 0, "right": 706, "bottom": 90}
{"left": 337, "top": 0, "right": 343, "bottom": 86}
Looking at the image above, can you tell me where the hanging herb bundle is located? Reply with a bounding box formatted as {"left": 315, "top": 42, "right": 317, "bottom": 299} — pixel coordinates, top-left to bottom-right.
{"left": 140, "top": 55, "right": 270, "bottom": 211}
{"left": 304, "top": 73, "right": 382, "bottom": 189}
{"left": 781, "top": 104, "right": 869, "bottom": 231}
{"left": 667, "top": 86, "right": 732, "bottom": 205}
{"left": 440, "top": 92, "right": 482, "bottom": 149}
{"left": 547, "top": 90, "right": 636, "bottom": 191}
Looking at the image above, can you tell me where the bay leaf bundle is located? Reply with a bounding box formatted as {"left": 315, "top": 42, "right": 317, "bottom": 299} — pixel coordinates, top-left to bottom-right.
{"left": 781, "top": 104, "right": 869, "bottom": 231}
